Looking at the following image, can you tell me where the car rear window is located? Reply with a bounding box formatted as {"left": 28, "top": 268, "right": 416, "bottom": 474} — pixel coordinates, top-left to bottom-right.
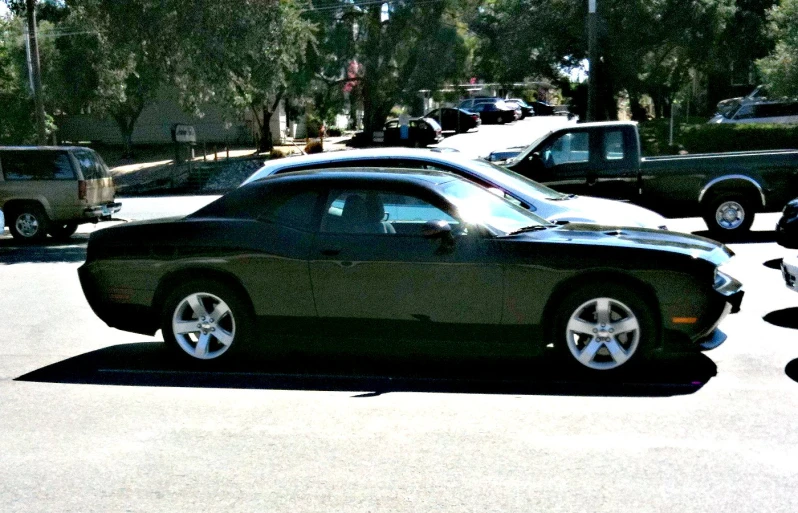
{"left": 73, "top": 150, "right": 110, "bottom": 180}
{"left": 0, "top": 150, "right": 75, "bottom": 181}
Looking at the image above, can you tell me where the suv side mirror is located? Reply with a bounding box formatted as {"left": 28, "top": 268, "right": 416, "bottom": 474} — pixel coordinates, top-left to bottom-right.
{"left": 422, "top": 219, "right": 452, "bottom": 239}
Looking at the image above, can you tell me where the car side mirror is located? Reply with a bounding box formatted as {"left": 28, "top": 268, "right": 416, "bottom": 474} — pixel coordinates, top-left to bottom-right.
{"left": 529, "top": 151, "right": 542, "bottom": 161}
{"left": 422, "top": 219, "right": 452, "bottom": 239}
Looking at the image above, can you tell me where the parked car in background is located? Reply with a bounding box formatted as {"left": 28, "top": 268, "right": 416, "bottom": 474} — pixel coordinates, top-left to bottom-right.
{"left": 529, "top": 100, "right": 556, "bottom": 116}
{"left": 243, "top": 147, "right": 670, "bottom": 229}
{"left": 470, "top": 101, "right": 517, "bottom": 124}
{"left": 458, "top": 97, "right": 500, "bottom": 111}
{"left": 0, "top": 146, "right": 121, "bottom": 242}
{"left": 715, "top": 86, "right": 769, "bottom": 116}
{"left": 501, "top": 100, "right": 524, "bottom": 120}
{"left": 776, "top": 198, "right": 798, "bottom": 248}
{"left": 507, "top": 98, "right": 535, "bottom": 117}
{"left": 424, "top": 108, "right": 481, "bottom": 133}
{"left": 709, "top": 100, "right": 798, "bottom": 125}
{"left": 499, "top": 121, "right": 798, "bottom": 237}
{"left": 383, "top": 117, "right": 443, "bottom": 147}
{"left": 80, "top": 168, "right": 743, "bottom": 373}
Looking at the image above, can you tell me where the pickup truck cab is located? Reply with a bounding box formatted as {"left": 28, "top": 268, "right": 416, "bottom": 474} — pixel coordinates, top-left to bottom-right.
{"left": 500, "top": 121, "right": 798, "bottom": 237}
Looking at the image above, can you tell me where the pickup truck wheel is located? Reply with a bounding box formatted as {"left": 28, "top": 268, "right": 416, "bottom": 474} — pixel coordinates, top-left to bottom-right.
{"left": 703, "top": 195, "right": 755, "bottom": 237}
{"left": 49, "top": 222, "right": 79, "bottom": 240}
{"left": 9, "top": 205, "right": 49, "bottom": 242}
{"left": 551, "top": 283, "right": 655, "bottom": 373}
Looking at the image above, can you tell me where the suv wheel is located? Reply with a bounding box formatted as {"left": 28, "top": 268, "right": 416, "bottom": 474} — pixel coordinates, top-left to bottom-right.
{"left": 702, "top": 194, "right": 755, "bottom": 239}
{"left": 9, "top": 205, "right": 49, "bottom": 242}
{"left": 49, "top": 222, "right": 79, "bottom": 240}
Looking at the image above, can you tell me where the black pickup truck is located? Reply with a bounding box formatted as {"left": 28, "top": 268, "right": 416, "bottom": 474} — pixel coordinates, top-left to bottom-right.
{"left": 495, "top": 121, "right": 798, "bottom": 236}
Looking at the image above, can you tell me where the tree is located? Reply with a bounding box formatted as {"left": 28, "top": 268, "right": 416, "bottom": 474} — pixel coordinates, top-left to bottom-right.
{"left": 172, "top": 0, "right": 315, "bottom": 153}
{"left": 757, "top": 0, "right": 798, "bottom": 98}
{"left": 0, "top": 16, "right": 39, "bottom": 143}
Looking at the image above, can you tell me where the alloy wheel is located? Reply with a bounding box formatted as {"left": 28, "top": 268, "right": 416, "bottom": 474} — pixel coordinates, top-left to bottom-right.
{"left": 171, "top": 292, "right": 236, "bottom": 360}
{"left": 15, "top": 213, "right": 41, "bottom": 238}
{"left": 715, "top": 200, "right": 745, "bottom": 230}
{"left": 565, "top": 297, "right": 640, "bottom": 371}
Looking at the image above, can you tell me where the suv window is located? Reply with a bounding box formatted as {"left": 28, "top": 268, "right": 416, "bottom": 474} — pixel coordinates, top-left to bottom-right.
{"left": 0, "top": 151, "right": 75, "bottom": 181}
{"left": 73, "top": 150, "right": 110, "bottom": 180}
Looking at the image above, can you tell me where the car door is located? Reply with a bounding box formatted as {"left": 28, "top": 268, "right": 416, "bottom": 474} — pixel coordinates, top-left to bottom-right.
{"left": 309, "top": 183, "right": 503, "bottom": 350}
{"left": 525, "top": 130, "right": 593, "bottom": 195}
{"left": 584, "top": 128, "right": 639, "bottom": 200}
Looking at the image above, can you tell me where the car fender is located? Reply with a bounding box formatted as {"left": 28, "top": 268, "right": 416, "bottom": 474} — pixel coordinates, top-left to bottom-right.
{"left": 698, "top": 174, "right": 766, "bottom": 207}
{"left": 1, "top": 194, "right": 55, "bottom": 220}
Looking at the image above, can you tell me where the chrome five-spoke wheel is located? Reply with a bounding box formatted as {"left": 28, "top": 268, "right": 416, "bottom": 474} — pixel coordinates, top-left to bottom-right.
{"left": 171, "top": 292, "right": 236, "bottom": 360}
{"left": 565, "top": 297, "right": 641, "bottom": 371}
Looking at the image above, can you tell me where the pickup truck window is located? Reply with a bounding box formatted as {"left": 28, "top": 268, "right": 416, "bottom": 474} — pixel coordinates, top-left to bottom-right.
{"left": 604, "top": 130, "right": 625, "bottom": 161}
{"left": 545, "top": 132, "right": 589, "bottom": 166}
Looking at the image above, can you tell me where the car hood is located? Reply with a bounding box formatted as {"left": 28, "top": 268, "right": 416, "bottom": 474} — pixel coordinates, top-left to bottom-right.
{"left": 553, "top": 195, "right": 668, "bottom": 229}
{"left": 520, "top": 222, "right": 733, "bottom": 266}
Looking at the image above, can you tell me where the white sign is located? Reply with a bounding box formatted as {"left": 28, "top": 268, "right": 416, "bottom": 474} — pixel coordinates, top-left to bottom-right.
{"left": 174, "top": 124, "right": 196, "bottom": 143}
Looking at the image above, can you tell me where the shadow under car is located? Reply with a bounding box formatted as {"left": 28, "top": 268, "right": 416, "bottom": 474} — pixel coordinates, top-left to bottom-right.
{"left": 16, "top": 342, "right": 718, "bottom": 398}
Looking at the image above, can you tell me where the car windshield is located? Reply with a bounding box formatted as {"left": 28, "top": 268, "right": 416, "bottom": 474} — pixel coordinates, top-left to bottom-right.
{"left": 439, "top": 179, "right": 551, "bottom": 235}
{"left": 462, "top": 157, "right": 567, "bottom": 200}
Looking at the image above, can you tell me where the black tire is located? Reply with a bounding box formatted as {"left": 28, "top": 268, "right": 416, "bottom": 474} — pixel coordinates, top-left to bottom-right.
{"left": 8, "top": 204, "right": 49, "bottom": 242}
{"left": 551, "top": 282, "right": 657, "bottom": 374}
{"left": 702, "top": 194, "right": 755, "bottom": 239}
{"left": 161, "top": 279, "right": 254, "bottom": 363}
{"left": 48, "top": 222, "right": 79, "bottom": 241}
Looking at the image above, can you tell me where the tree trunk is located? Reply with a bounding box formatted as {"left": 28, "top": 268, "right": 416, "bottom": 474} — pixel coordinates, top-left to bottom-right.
{"left": 112, "top": 111, "right": 141, "bottom": 159}
{"left": 259, "top": 105, "right": 274, "bottom": 153}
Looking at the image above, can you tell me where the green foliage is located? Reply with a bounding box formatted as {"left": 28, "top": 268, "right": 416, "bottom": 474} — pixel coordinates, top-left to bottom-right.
{"left": 0, "top": 16, "right": 37, "bottom": 144}
{"left": 641, "top": 120, "right": 798, "bottom": 155}
{"left": 757, "top": 0, "right": 798, "bottom": 98}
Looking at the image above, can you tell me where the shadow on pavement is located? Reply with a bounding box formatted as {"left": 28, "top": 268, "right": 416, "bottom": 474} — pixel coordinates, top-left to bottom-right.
{"left": 16, "top": 342, "right": 718, "bottom": 397}
{"left": 0, "top": 234, "right": 88, "bottom": 264}
{"left": 785, "top": 359, "right": 798, "bottom": 383}
{"left": 691, "top": 230, "right": 777, "bottom": 244}
{"left": 764, "top": 258, "right": 783, "bottom": 270}
{"left": 764, "top": 307, "right": 798, "bottom": 329}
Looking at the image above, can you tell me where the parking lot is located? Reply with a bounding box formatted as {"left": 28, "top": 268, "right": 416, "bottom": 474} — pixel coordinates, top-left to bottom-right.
{"left": 3, "top": 119, "right": 798, "bottom": 512}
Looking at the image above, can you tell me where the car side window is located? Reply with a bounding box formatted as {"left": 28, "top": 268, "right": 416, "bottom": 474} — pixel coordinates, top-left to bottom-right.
{"left": 320, "top": 188, "right": 457, "bottom": 236}
{"left": 74, "top": 150, "right": 110, "bottom": 179}
{"left": 0, "top": 151, "right": 75, "bottom": 181}
{"left": 603, "top": 130, "right": 625, "bottom": 161}
{"left": 543, "top": 132, "right": 589, "bottom": 166}
{"left": 257, "top": 189, "right": 320, "bottom": 231}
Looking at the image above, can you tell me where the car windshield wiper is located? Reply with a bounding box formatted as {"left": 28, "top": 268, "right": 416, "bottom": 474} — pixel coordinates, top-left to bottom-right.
{"left": 506, "top": 225, "right": 551, "bottom": 236}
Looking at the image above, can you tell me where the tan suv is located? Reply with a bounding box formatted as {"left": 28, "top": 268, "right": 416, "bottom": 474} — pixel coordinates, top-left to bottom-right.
{"left": 0, "top": 146, "right": 121, "bottom": 242}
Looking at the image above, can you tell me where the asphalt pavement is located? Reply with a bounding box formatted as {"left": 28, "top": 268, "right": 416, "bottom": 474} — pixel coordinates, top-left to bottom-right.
{"left": 2, "top": 117, "right": 798, "bottom": 513}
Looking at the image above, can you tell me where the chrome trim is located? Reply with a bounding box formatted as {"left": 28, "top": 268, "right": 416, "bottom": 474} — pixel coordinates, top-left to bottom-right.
{"left": 698, "top": 175, "right": 766, "bottom": 207}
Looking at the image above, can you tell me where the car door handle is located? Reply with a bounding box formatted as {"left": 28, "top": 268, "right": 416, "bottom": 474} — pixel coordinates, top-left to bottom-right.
{"left": 321, "top": 248, "right": 341, "bottom": 256}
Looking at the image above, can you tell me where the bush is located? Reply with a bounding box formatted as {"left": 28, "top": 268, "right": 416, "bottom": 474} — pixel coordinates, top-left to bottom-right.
{"left": 305, "top": 139, "right": 324, "bottom": 154}
{"left": 269, "top": 148, "right": 286, "bottom": 160}
{"left": 326, "top": 127, "right": 343, "bottom": 137}
{"left": 679, "top": 123, "right": 798, "bottom": 153}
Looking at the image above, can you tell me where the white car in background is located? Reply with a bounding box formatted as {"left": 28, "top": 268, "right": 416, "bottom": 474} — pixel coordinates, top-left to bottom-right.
{"left": 242, "top": 148, "right": 669, "bottom": 229}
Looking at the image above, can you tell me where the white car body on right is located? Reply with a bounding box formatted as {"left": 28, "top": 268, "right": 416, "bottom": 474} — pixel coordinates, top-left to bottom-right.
{"left": 781, "top": 254, "right": 798, "bottom": 293}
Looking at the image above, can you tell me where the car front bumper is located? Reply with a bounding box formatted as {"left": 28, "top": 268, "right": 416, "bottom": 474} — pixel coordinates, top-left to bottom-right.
{"left": 781, "top": 256, "right": 798, "bottom": 292}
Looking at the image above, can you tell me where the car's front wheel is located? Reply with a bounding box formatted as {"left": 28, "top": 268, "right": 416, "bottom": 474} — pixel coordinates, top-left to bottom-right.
{"left": 161, "top": 280, "right": 253, "bottom": 362}
{"left": 9, "top": 204, "right": 49, "bottom": 242}
{"left": 703, "top": 194, "right": 755, "bottom": 238}
{"left": 552, "top": 283, "right": 655, "bottom": 372}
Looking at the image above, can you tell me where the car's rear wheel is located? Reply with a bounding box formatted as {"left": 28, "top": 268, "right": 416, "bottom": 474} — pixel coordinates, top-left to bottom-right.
{"left": 702, "top": 194, "right": 755, "bottom": 238}
{"left": 9, "top": 204, "right": 49, "bottom": 242}
{"left": 161, "top": 280, "right": 253, "bottom": 362}
{"left": 552, "top": 283, "right": 655, "bottom": 373}
{"left": 48, "top": 222, "right": 79, "bottom": 240}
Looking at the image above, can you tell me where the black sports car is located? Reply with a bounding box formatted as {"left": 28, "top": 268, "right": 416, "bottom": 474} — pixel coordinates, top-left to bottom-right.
{"left": 776, "top": 197, "right": 798, "bottom": 248}
{"left": 79, "top": 170, "right": 743, "bottom": 373}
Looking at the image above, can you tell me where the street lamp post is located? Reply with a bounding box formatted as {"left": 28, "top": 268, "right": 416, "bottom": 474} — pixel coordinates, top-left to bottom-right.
{"left": 586, "top": 0, "right": 598, "bottom": 122}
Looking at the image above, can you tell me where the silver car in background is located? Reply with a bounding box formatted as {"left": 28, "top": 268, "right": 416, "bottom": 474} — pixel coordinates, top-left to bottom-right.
{"left": 242, "top": 148, "right": 669, "bottom": 229}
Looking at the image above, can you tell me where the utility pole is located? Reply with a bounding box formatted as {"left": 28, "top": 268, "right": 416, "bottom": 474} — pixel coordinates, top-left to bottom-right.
{"left": 25, "top": 0, "right": 47, "bottom": 145}
{"left": 586, "top": 0, "right": 598, "bottom": 122}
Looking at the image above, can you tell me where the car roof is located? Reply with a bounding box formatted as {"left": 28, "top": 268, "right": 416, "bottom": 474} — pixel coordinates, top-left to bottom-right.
{"left": 243, "top": 148, "right": 482, "bottom": 184}
{"left": 244, "top": 167, "right": 461, "bottom": 188}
